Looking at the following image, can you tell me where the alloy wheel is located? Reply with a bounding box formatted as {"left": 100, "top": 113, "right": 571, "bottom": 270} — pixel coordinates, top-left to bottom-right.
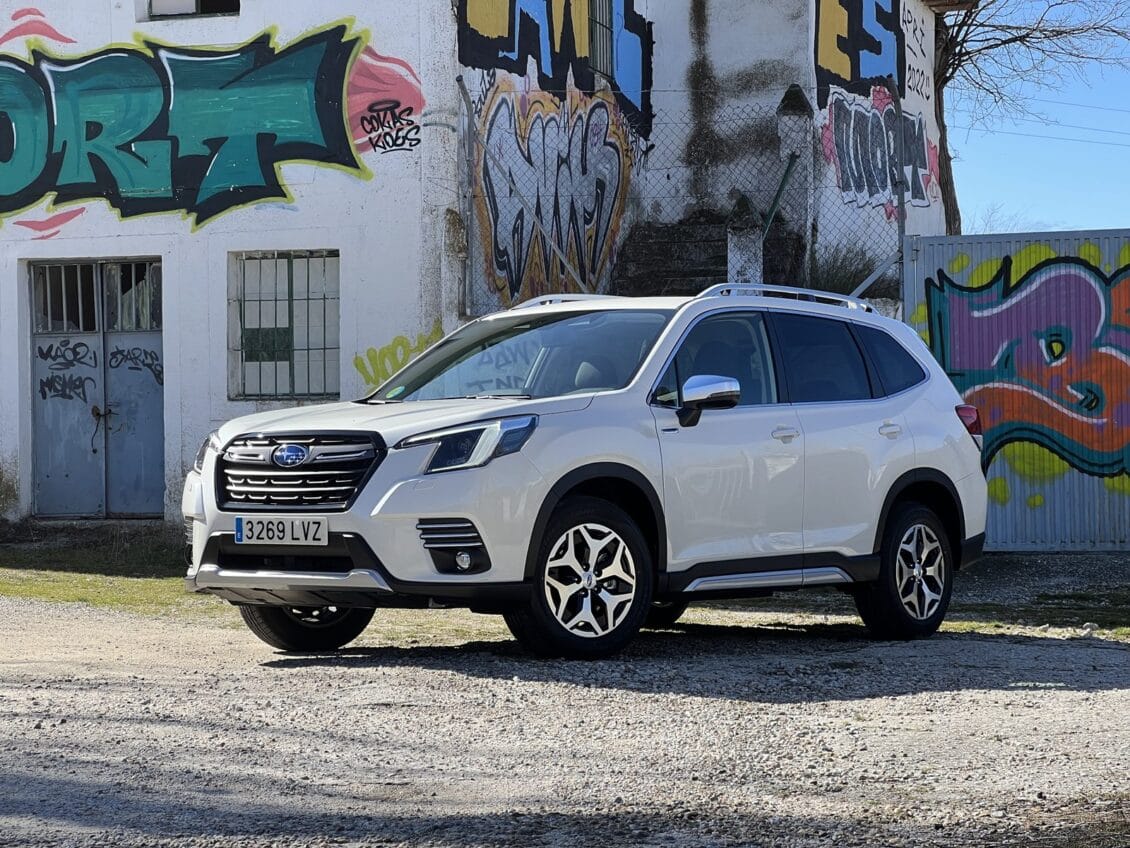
{"left": 895, "top": 523, "right": 947, "bottom": 620}
{"left": 542, "top": 523, "right": 637, "bottom": 638}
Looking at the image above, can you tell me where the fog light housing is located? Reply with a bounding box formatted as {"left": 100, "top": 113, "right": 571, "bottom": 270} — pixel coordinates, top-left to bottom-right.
{"left": 455, "top": 551, "right": 473, "bottom": 571}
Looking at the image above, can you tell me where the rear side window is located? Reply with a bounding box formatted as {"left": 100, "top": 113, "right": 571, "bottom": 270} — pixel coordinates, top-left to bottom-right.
{"left": 857, "top": 325, "right": 927, "bottom": 396}
{"left": 771, "top": 314, "right": 871, "bottom": 403}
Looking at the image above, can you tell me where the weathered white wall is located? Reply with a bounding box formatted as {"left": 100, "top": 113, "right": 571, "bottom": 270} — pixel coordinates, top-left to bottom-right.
{"left": 0, "top": 0, "right": 460, "bottom": 519}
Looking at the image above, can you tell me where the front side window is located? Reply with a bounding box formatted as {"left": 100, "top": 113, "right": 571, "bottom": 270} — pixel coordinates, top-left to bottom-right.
{"left": 654, "top": 312, "right": 778, "bottom": 407}
{"left": 228, "top": 251, "right": 340, "bottom": 400}
{"left": 370, "top": 309, "right": 672, "bottom": 402}
{"left": 771, "top": 313, "right": 872, "bottom": 403}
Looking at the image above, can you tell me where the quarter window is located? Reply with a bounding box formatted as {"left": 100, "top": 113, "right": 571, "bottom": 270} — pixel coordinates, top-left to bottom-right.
{"left": 655, "top": 312, "right": 778, "bottom": 407}
{"left": 228, "top": 251, "right": 340, "bottom": 400}
{"left": 857, "top": 325, "right": 927, "bottom": 396}
{"left": 771, "top": 314, "right": 872, "bottom": 403}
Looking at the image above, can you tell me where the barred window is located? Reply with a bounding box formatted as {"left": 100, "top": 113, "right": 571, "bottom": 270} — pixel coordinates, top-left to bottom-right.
{"left": 228, "top": 251, "right": 340, "bottom": 401}
{"left": 150, "top": 0, "right": 239, "bottom": 17}
{"left": 589, "top": 0, "right": 614, "bottom": 79}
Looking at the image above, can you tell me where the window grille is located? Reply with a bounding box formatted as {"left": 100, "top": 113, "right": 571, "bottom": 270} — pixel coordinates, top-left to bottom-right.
{"left": 228, "top": 251, "right": 341, "bottom": 401}
{"left": 589, "top": 0, "right": 614, "bottom": 79}
{"left": 32, "top": 261, "right": 161, "bottom": 334}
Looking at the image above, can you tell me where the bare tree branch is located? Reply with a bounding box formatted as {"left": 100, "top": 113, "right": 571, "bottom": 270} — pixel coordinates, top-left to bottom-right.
{"left": 932, "top": 0, "right": 1130, "bottom": 234}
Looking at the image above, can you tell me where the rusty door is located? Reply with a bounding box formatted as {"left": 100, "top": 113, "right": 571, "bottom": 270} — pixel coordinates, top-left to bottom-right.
{"left": 31, "top": 260, "right": 165, "bottom": 517}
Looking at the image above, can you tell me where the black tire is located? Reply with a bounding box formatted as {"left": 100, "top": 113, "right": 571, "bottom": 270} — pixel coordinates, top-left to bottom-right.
{"left": 238, "top": 605, "right": 375, "bottom": 652}
{"left": 853, "top": 503, "right": 954, "bottom": 640}
{"left": 504, "top": 496, "right": 653, "bottom": 659}
{"left": 644, "top": 599, "right": 690, "bottom": 629}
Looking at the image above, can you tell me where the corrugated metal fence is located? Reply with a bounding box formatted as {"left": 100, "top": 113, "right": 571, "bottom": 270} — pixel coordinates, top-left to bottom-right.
{"left": 904, "top": 230, "right": 1130, "bottom": 551}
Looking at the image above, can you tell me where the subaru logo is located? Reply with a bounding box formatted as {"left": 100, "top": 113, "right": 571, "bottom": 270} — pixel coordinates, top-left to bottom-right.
{"left": 272, "top": 444, "right": 309, "bottom": 468}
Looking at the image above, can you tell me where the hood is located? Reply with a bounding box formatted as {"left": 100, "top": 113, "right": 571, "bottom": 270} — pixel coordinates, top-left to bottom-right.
{"left": 216, "top": 394, "right": 594, "bottom": 447}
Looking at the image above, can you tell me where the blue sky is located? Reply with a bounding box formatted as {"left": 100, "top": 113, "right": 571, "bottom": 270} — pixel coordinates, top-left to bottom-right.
{"left": 949, "top": 62, "right": 1130, "bottom": 233}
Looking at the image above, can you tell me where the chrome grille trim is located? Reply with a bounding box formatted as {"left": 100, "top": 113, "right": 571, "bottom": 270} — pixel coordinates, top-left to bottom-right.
{"left": 416, "top": 519, "right": 485, "bottom": 551}
{"left": 218, "top": 433, "right": 382, "bottom": 512}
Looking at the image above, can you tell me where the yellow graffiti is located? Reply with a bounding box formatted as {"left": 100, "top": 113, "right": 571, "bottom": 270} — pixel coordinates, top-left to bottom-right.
{"left": 1027, "top": 494, "right": 1045, "bottom": 509}
{"left": 1078, "top": 241, "right": 1103, "bottom": 267}
{"left": 987, "top": 477, "right": 1010, "bottom": 505}
{"left": 1106, "top": 475, "right": 1130, "bottom": 496}
{"left": 1000, "top": 442, "right": 1070, "bottom": 482}
{"left": 947, "top": 253, "right": 971, "bottom": 275}
{"left": 968, "top": 243, "right": 1057, "bottom": 290}
{"left": 464, "top": 0, "right": 591, "bottom": 55}
{"left": 465, "top": 0, "right": 510, "bottom": 38}
{"left": 353, "top": 320, "right": 444, "bottom": 390}
{"left": 909, "top": 303, "right": 928, "bottom": 326}
{"left": 816, "top": 0, "right": 851, "bottom": 79}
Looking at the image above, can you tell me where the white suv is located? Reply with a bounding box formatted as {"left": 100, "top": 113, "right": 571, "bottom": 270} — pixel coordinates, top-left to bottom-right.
{"left": 183, "top": 285, "right": 987, "bottom": 658}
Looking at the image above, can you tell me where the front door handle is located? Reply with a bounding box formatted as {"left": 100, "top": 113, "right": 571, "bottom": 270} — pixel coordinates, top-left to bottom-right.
{"left": 771, "top": 426, "right": 800, "bottom": 443}
{"left": 879, "top": 423, "right": 902, "bottom": 439}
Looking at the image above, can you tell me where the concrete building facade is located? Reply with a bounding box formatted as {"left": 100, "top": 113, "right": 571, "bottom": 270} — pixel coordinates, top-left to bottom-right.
{"left": 0, "top": 0, "right": 947, "bottom": 520}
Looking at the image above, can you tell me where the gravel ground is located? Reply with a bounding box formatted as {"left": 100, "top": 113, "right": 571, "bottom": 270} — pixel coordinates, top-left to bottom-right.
{"left": 1, "top": 554, "right": 1128, "bottom": 848}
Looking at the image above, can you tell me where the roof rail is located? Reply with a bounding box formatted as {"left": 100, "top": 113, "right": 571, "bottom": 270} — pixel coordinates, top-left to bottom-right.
{"left": 696, "top": 283, "right": 874, "bottom": 313}
{"left": 510, "top": 293, "right": 622, "bottom": 310}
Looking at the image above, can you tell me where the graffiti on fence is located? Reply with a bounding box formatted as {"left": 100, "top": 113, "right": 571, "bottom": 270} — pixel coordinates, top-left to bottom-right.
{"left": 815, "top": 0, "right": 905, "bottom": 108}
{"left": 821, "top": 86, "right": 939, "bottom": 217}
{"left": 457, "top": 0, "right": 654, "bottom": 137}
{"left": 475, "top": 78, "right": 633, "bottom": 303}
{"left": 926, "top": 256, "right": 1130, "bottom": 489}
{"left": 354, "top": 320, "right": 445, "bottom": 390}
{"left": 0, "top": 23, "right": 423, "bottom": 227}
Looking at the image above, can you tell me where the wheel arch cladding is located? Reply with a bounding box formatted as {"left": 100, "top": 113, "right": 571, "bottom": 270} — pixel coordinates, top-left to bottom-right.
{"left": 876, "top": 471, "right": 966, "bottom": 568}
{"left": 525, "top": 464, "right": 666, "bottom": 580}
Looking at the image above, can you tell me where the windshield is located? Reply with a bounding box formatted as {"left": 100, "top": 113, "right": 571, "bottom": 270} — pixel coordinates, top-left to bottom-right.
{"left": 367, "top": 309, "right": 673, "bottom": 402}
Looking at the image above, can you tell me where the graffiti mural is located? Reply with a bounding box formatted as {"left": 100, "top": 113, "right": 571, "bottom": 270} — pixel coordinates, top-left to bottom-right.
{"left": 821, "top": 86, "right": 939, "bottom": 217}
{"left": 815, "top": 0, "right": 905, "bottom": 108}
{"left": 476, "top": 79, "right": 633, "bottom": 302}
{"left": 457, "top": 0, "right": 654, "bottom": 137}
{"left": 927, "top": 257, "right": 1130, "bottom": 482}
{"left": 0, "top": 24, "right": 423, "bottom": 227}
{"left": 354, "top": 320, "right": 445, "bottom": 391}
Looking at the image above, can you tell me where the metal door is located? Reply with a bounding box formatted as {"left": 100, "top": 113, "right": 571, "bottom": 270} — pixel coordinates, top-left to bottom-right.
{"left": 31, "top": 260, "right": 164, "bottom": 517}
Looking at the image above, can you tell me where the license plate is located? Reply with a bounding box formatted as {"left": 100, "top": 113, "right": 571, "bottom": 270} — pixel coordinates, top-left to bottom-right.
{"left": 234, "top": 516, "right": 328, "bottom": 546}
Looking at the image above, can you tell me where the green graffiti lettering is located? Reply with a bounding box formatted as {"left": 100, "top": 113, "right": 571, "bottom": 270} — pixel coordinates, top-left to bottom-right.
{"left": 44, "top": 53, "right": 171, "bottom": 200}
{"left": 0, "top": 24, "right": 380, "bottom": 225}
{"left": 0, "top": 59, "right": 49, "bottom": 199}
{"left": 163, "top": 37, "right": 335, "bottom": 207}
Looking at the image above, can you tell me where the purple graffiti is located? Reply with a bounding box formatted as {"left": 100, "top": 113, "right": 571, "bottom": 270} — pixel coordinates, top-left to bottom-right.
{"left": 927, "top": 257, "right": 1130, "bottom": 476}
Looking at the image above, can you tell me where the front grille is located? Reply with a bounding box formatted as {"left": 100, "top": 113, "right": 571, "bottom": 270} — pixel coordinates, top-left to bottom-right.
{"left": 218, "top": 433, "right": 381, "bottom": 511}
{"left": 416, "top": 518, "right": 485, "bottom": 550}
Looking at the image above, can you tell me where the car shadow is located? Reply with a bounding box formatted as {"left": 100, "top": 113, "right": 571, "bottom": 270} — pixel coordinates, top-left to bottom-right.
{"left": 260, "top": 619, "right": 1130, "bottom": 704}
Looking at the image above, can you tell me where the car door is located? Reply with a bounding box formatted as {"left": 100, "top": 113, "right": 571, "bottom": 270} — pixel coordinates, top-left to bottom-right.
{"left": 767, "top": 312, "right": 917, "bottom": 560}
{"left": 651, "top": 311, "right": 804, "bottom": 573}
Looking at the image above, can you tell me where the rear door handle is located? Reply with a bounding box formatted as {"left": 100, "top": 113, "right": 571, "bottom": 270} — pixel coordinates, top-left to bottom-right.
{"left": 879, "top": 423, "right": 902, "bottom": 439}
{"left": 772, "top": 427, "right": 800, "bottom": 443}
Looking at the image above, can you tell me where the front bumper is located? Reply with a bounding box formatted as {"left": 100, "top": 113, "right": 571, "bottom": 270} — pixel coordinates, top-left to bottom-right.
{"left": 186, "top": 532, "right": 529, "bottom": 610}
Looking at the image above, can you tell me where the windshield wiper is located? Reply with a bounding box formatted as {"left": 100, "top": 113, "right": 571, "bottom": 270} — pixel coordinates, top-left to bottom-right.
{"left": 354, "top": 397, "right": 405, "bottom": 405}
{"left": 464, "top": 394, "right": 533, "bottom": 400}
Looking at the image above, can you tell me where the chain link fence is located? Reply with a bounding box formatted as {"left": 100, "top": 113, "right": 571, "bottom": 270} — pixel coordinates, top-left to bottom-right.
{"left": 458, "top": 79, "right": 907, "bottom": 315}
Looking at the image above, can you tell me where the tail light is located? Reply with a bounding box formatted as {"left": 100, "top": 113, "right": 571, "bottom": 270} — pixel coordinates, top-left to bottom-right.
{"left": 956, "top": 405, "right": 983, "bottom": 449}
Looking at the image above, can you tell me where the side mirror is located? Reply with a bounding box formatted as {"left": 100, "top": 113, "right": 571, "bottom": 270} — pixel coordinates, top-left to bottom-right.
{"left": 678, "top": 374, "right": 740, "bottom": 426}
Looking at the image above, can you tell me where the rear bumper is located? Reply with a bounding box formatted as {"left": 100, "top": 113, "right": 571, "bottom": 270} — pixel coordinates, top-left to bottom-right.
{"left": 186, "top": 533, "right": 528, "bottom": 610}
{"left": 960, "top": 532, "right": 986, "bottom": 569}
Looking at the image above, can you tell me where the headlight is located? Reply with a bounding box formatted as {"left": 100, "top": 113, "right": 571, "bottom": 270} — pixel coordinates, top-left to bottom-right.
{"left": 193, "top": 431, "right": 221, "bottom": 473}
{"left": 398, "top": 416, "right": 538, "bottom": 473}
